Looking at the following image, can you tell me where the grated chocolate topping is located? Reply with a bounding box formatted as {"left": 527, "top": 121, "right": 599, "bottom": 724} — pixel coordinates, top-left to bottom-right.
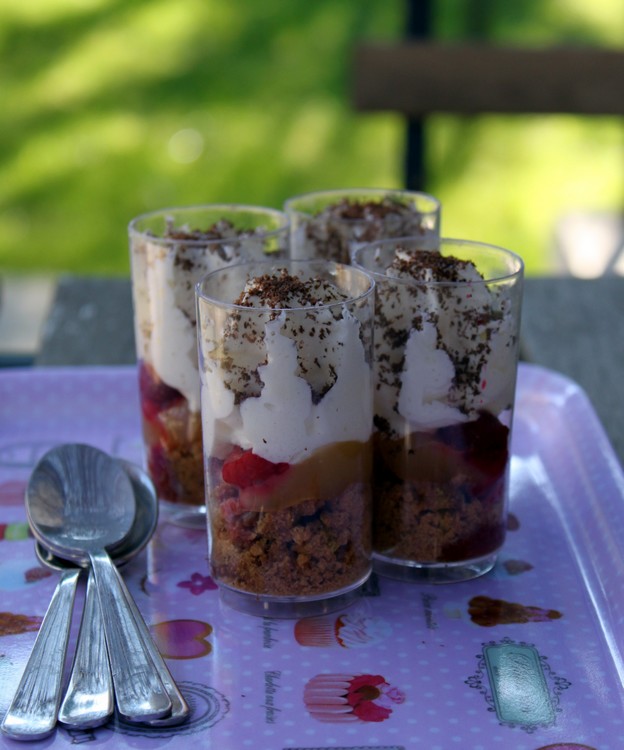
{"left": 388, "top": 248, "right": 480, "bottom": 283}
{"left": 162, "top": 218, "right": 258, "bottom": 242}
{"left": 326, "top": 197, "right": 420, "bottom": 222}
{"left": 234, "top": 268, "right": 349, "bottom": 309}
{"left": 373, "top": 246, "right": 515, "bottom": 436}
{"left": 300, "top": 195, "right": 430, "bottom": 264}
{"left": 215, "top": 270, "right": 355, "bottom": 405}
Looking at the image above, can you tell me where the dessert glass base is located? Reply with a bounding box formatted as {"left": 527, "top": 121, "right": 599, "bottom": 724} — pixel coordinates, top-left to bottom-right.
{"left": 158, "top": 498, "right": 206, "bottom": 529}
{"left": 372, "top": 551, "right": 498, "bottom": 584}
{"left": 217, "top": 573, "right": 371, "bottom": 619}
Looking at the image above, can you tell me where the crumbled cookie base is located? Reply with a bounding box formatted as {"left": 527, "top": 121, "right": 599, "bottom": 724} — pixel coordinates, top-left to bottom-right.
{"left": 143, "top": 408, "right": 205, "bottom": 506}
{"left": 373, "top": 473, "right": 506, "bottom": 563}
{"left": 209, "top": 483, "right": 372, "bottom": 596}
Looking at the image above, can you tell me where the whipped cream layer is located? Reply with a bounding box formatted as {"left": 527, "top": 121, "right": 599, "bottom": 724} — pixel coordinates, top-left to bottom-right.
{"left": 375, "top": 248, "right": 518, "bottom": 434}
{"left": 131, "top": 221, "right": 268, "bottom": 412}
{"left": 200, "top": 270, "right": 373, "bottom": 464}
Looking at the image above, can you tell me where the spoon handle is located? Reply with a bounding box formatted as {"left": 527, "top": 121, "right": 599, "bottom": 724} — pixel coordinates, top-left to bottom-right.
{"left": 58, "top": 569, "right": 114, "bottom": 729}
{"left": 111, "top": 563, "right": 190, "bottom": 725}
{"left": 89, "top": 550, "right": 172, "bottom": 722}
{"left": 0, "top": 569, "right": 80, "bottom": 741}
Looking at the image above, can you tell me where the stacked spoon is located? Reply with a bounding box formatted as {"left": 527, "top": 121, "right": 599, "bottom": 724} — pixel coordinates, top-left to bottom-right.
{"left": 0, "top": 444, "right": 189, "bottom": 741}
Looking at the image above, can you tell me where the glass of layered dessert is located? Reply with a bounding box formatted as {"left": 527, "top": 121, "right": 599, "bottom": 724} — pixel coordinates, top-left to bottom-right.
{"left": 128, "top": 205, "right": 289, "bottom": 526}
{"left": 284, "top": 188, "right": 441, "bottom": 263}
{"left": 353, "top": 238, "right": 524, "bottom": 582}
{"left": 196, "top": 259, "right": 375, "bottom": 617}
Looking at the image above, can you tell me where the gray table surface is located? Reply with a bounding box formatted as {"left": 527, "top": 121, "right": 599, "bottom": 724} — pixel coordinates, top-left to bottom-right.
{"left": 519, "top": 274, "right": 624, "bottom": 465}
{"left": 35, "top": 273, "right": 624, "bottom": 467}
{"left": 36, "top": 276, "right": 136, "bottom": 368}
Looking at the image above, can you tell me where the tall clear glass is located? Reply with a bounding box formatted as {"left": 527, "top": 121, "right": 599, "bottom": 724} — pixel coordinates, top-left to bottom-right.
{"left": 285, "top": 188, "right": 441, "bottom": 263}
{"left": 196, "top": 259, "right": 375, "bottom": 617}
{"left": 128, "top": 205, "right": 289, "bottom": 526}
{"left": 353, "top": 238, "right": 524, "bottom": 582}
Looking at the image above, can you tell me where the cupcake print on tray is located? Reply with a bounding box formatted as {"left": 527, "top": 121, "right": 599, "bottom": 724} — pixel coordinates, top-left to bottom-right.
{"left": 304, "top": 673, "right": 405, "bottom": 723}
{"left": 295, "top": 612, "right": 392, "bottom": 648}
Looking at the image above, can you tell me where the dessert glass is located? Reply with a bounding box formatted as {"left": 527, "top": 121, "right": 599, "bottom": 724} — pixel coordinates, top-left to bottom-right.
{"left": 196, "top": 259, "right": 375, "bottom": 617}
{"left": 284, "top": 188, "right": 441, "bottom": 263}
{"left": 353, "top": 238, "right": 524, "bottom": 582}
{"left": 128, "top": 205, "right": 289, "bottom": 526}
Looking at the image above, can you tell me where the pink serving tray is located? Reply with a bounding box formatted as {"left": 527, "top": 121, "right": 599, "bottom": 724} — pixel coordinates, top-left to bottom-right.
{"left": 0, "top": 363, "right": 623, "bottom": 750}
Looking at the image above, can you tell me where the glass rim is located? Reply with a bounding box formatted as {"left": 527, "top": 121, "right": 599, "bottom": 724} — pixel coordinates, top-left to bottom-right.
{"left": 283, "top": 187, "right": 441, "bottom": 218}
{"left": 128, "top": 203, "right": 290, "bottom": 246}
{"left": 352, "top": 236, "right": 525, "bottom": 287}
{"left": 196, "top": 258, "right": 376, "bottom": 313}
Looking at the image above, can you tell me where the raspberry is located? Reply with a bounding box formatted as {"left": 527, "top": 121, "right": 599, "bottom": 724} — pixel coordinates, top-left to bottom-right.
{"left": 463, "top": 412, "right": 509, "bottom": 477}
{"left": 222, "top": 447, "right": 289, "bottom": 489}
{"left": 139, "top": 361, "right": 184, "bottom": 421}
{"left": 147, "top": 444, "right": 180, "bottom": 501}
{"left": 436, "top": 411, "right": 509, "bottom": 478}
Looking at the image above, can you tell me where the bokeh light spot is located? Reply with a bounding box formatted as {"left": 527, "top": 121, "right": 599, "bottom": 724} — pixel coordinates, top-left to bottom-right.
{"left": 168, "top": 128, "right": 204, "bottom": 164}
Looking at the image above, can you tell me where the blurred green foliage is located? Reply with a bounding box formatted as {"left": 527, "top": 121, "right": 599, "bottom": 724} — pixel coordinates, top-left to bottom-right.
{"left": 0, "top": 0, "right": 622, "bottom": 276}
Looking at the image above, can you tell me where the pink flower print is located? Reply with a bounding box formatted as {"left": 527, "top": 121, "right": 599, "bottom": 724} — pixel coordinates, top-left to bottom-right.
{"left": 177, "top": 572, "right": 217, "bottom": 595}
{"left": 384, "top": 685, "right": 406, "bottom": 704}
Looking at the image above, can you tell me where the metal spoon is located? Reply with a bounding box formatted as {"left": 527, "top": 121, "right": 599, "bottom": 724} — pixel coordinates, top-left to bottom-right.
{"left": 36, "top": 460, "right": 189, "bottom": 728}
{"left": 24, "top": 444, "right": 171, "bottom": 724}
{"left": 0, "top": 567, "right": 80, "bottom": 740}
{"left": 1, "top": 456, "right": 154, "bottom": 741}
{"left": 57, "top": 569, "right": 111, "bottom": 729}
{"left": 45, "top": 460, "right": 159, "bottom": 729}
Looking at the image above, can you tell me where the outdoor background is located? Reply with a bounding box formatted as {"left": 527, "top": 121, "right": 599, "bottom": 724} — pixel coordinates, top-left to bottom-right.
{"left": 1, "top": 0, "right": 622, "bottom": 277}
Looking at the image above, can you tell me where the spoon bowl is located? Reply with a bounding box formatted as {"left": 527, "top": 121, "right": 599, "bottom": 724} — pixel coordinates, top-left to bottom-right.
{"left": 26, "top": 444, "right": 136, "bottom": 563}
{"left": 35, "top": 460, "right": 159, "bottom": 572}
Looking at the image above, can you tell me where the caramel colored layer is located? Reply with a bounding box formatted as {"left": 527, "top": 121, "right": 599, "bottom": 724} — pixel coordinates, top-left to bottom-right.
{"left": 375, "top": 422, "right": 510, "bottom": 488}
{"left": 235, "top": 439, "right": 373, "bottom": 513}
{"left": 375, "top": 431, "right": 474, "bottom": 484}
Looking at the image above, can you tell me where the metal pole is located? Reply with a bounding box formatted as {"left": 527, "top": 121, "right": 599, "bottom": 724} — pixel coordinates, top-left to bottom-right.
{"left": 404, "top": 0, "right": 432, "bottom": 191}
